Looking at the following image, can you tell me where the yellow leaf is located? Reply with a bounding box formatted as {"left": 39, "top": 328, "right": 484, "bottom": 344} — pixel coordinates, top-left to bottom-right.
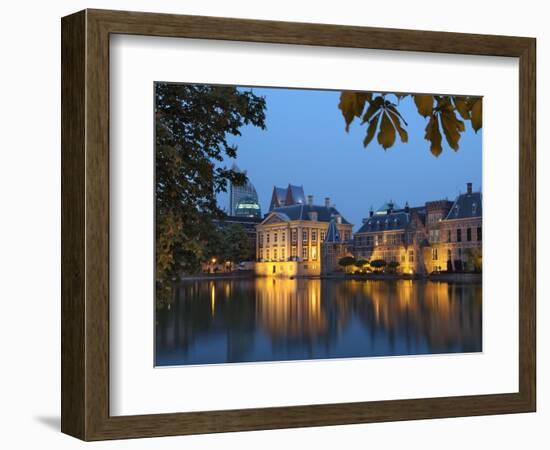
{"left": 414, "top": 95, "right": 434, "bottom": 117}
{"left": 361, "top": 96, "right": 383, "bottom": 124}
{"left": 377, "top": 113, "right": 396, "bottom": 149}
{"left": 388, "top": 111, "right": 408, "bottom": 143}
{"left": 425, "top": 115, "right": 442, "bottom": 157}
{"left": 470, "top": 98, "right": 482, "bottom": 132}
{"left": 363, "top": 114, "right": 380, "bottom": 148}
{"left": 440, "top": 108, "right": 465, "bottom": 151}
{"left": 339, "top": 91, "right": 372, "bottom": 131}
{"left": 453, "top": 96, "right": 470, "bottom": 120}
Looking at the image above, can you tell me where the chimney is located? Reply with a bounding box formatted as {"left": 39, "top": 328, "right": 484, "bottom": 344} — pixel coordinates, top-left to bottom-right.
{"left": 369, "top": 207, "right": 374, "bottom": 218}
{"left": 467, "top": 182, "right": 472, "bottom": 194}
{"left": 325, "top": 197, "right": 330, "bottom": 208}
{"left": 307, "top": 195, "right": 314, "bottom": 206}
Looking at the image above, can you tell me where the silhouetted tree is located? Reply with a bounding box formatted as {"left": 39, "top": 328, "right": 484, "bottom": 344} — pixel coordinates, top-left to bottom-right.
{"left": 155, "top": 83, "right": 266, "bottom": 306}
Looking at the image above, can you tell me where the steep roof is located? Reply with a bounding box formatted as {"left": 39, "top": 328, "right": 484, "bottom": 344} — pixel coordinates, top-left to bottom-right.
{"left": 285, "top": 184, "right": 305, "bottom": 205}
{"left": 267, "top": 204, "right": 351, "bottom": 225}
{"left": 356, "top": 210, "right": 410, "bottom": 233}
{"left": 274, "top": 187, "right": 287, "bottom": 203}
{"left": 324, "top": 220, "right": 341, "bottom": 242}
{"left": 374, "top": 201, "right": 402, "bottom": 215}
{"left": 445, "top": 191, "right": 482, "bottom": 220}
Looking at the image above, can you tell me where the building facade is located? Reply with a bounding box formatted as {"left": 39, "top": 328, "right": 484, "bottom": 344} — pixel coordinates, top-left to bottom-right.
{"left": 255, "top": 195, "right": 353, "bottom": 277}
{"left": 229, "top": 164, "right": 262, "bottom": 218}
{"left": 353, "top": 183, "right": 482, "bottom": 274}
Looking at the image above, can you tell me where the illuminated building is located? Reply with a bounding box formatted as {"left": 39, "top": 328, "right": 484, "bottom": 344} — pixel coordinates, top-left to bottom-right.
{"left": 353, "top": 183, "right": 482, "bottom": 274}
{"left": 229, "top": 164, "right": 262, "bottom": 218}
{"left": 255, "top": 194, "right": 353, "bottom": 276}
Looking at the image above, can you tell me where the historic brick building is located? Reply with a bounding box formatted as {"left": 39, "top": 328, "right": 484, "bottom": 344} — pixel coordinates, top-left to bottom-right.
{"left": 255, "top": 194, "right": 353, "bottom": 277}
{"left": 353, "top": 183, "right": 482, "bottom": 274}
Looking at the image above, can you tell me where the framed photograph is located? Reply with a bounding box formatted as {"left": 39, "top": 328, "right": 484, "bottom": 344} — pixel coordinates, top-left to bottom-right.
{"left": 61, "top": 9, "right": 536, "bottom": 440}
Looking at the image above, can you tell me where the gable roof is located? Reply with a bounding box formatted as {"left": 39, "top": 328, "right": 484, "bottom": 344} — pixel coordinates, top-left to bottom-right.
{"left": 269, "top": 184, "right": 307, "bottom": 210}
{"left": 356, "top": 210, "right": 410, "bottom": 233}
{"left": 285, "top": 184, "right": 305, "bottom": 206}
{"left": 324, "top": 220, "right": 341, "bottom": 242}
{"left": 445, "top": 191, "right": 482, "bottom": 220}
{"left": 265, "top": 204, "right": 351, "bottom": 225}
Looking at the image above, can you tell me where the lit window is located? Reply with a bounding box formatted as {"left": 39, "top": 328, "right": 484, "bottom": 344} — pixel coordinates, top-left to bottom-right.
{"left": 432, "top": 248, "right": 438, "bottom": 260}
{"left": 274, "top": 232, "right": 278, "bottom": 243}
{"left": 302, "top": 246, "right": 309, "bottom": 260}
{"left": 303, "top": 230, "right": 308, "bottom": 241}
{"left": 320, "top": 231, "right": 326, "bottom": 241}
{"left": 273, "top": 248, "right": 277, "bottom": 260}
{"left": 312, "top": 247, "right": 318, "bottom": 261}
{"left": 409, "top": 250, "right": 414, "bottom": 262}
{"left": 281, "top": 231, "right": 286, "bottom": 242}
{"left": 281, "top": 248, "right": 286, "bottom": 261}
{"left": 312, "top": 230, "right": 317, "bottom": 241}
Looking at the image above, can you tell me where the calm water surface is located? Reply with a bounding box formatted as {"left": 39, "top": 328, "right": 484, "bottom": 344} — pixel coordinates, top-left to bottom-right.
{"left": 155, "top": 278, "right": 482, "bottom": 366}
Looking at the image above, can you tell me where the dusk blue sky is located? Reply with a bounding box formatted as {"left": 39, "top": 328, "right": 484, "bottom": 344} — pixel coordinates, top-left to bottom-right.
{"left": 219, "top": 86, "right": 482, "bottom": 230}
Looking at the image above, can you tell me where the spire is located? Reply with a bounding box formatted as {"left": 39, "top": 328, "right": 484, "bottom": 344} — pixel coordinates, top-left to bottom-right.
{"left": 324, "top": 219, "right": 341, "bottom": 243}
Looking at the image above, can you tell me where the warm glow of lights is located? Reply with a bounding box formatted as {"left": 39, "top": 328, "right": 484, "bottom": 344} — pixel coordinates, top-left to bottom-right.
{"left": 211, "top": 258, "right": 217, "bottom": 264}
{"left": 210, "top": 284, "right": 215, "bottom": 316}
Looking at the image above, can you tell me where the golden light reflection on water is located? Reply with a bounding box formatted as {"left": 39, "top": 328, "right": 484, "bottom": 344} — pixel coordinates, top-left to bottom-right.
{"left": 156, "top": 278, "right": 482, "bottom": 365}
{"left": 254, "top": 278, "right": 327, "bottom": 339}
{"left": 253, "top": 278, "right": 481, "bottom": 347}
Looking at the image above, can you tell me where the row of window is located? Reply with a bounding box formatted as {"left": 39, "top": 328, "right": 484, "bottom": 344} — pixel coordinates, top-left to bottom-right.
{"left": 259, "top": 246, "right": 318, "bottom": 261}
{"left": 447, "top": 227, "right": 482, "bottom": 243}
{"left": 355, "top": 226, "right": 482, "bottom": 248}
{"left": 355, "top": 233, "right": 406, "bottom": 247}
{"left": 258, "top": 229, "right": 327, "bottom": 246}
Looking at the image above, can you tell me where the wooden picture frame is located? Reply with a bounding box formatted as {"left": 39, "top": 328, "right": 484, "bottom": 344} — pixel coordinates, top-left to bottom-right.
{"left": 61, "top": 9, "right": 536, "bottom": 441}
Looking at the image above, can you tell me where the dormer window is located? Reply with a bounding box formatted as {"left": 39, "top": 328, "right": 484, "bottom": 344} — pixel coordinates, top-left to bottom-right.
{"left": 472, "top": 202, "right": 477, "bottom": 214}
{"left": 454, "top": 205, "right": 460, "bottom": 217}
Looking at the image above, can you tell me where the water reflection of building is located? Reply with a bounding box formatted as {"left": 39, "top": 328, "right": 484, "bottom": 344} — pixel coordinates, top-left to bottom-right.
{"left": 255, "top": 278, "right": 327, "bottom": 339}
{"left": 229, "top": 164, "right": 262, "bottom": 218}
{"left": 353, "top": 183, "right": 482, "bottom": 274}
{"left": 155, "top": 278, "right": 482, "bottom": 366}
{"left": 255, "top": 193, "right": 353, "bottom": 276}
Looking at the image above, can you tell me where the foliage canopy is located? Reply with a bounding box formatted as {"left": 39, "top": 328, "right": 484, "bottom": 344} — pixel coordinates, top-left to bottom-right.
{"left": 339, "top": 91, "right": 482, "bottom": 157}
{"left": 155, "top": 83, "right": 266, "bottom": 306}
